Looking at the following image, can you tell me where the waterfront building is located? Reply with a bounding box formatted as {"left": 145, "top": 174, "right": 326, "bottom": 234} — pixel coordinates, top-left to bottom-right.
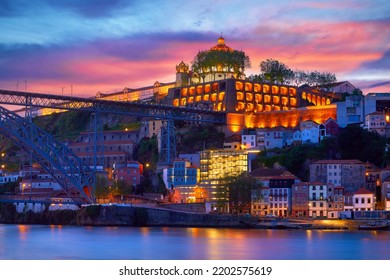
{"left": 364, "top": 162, "right": 381, "bottom": 207}
{"left": 343, "top": 192, "right": 354, "bottom": 212}
{"left": 251, "top": 186, "right": 270, "bottom": 216}
{"left": 250, "top": 168, "right": 293, "bottom": 187}
{"left": 199, "top": 149, "right": 248, "bottom": 211}
{"left": 309, "top": 159, "right": 365, "bottom": 193}
{"left": 308, "top": 182, "right": 334, "bottom": 218}
{"left": 353, "top": 187, "right": 375, "bottom": 211}
{"left": 163, "top": 158, "right": 199, "bottom": 203}
{"left": 291, "top": 182, "right": 310, "bottom": 217}
{"left": 68, "top": 130, "right": 136, "bottom": 171}
{"left": 327, "top": 185, "right": 345, "bottom": 218}
{"left": 381, "top": 176, "right": 390, "bottom": 211}
{"left": 112, "top": 161, "right": 143, "bottom": 187}
{"left": 269, "top": 176, "right": 298, "bottom": 217}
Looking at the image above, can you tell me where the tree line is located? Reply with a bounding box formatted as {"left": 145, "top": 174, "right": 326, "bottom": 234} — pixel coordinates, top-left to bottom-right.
{"left": 250, "top": 58, "right": 337, "bottom": 87}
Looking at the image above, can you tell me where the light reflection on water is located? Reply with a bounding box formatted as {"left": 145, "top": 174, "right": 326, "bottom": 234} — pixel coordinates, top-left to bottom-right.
{"left": 0, "top": 224, "right": 389, "bottom": 260}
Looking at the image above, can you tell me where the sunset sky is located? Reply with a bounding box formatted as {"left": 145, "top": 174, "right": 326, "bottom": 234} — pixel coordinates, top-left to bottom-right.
{"left": 0, "top": 0, "right": 389, "bottom": 97}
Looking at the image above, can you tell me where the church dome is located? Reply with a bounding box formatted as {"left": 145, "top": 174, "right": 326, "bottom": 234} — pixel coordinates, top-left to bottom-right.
{"left": 210, "top": 36, "right": 233, "bottom": 52}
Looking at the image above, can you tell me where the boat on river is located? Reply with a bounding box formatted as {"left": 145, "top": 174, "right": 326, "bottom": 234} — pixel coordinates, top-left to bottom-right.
{"left": 358, "top": 220, "right": 389, "bottom": 230}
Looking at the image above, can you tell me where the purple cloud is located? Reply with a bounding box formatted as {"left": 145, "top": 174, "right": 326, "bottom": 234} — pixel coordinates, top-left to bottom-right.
{"left": 362, "top": 49, "right": 390, "bottom": 70}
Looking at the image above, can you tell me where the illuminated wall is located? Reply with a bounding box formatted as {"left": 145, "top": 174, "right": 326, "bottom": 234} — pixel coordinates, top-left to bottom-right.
{"left": 244, "top": 105, "right": 337, "bottom": 129}
{"left": 199, "top": 150, "right": 248, "bottom": 204}
{"left": 234, "top": 81, "right": 299, "bottom": 112}
{"left": 170, "top": 78, "right": 334, "bottom": 115}
{"left": 97, "top": 81, "right": 176, "bottom": 102}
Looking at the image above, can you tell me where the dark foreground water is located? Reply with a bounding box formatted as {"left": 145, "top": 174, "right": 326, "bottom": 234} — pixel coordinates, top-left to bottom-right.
{"left": 1, "top": 224, "right": 389, "bottom": 260}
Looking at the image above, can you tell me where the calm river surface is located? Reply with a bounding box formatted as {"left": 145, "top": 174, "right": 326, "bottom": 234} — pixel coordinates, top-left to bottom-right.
{"left": 1, "top": 224, "right": 389, "bottom": 260}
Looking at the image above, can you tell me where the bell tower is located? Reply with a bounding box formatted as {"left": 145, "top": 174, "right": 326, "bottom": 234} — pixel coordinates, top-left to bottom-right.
{"left": 175, "top": 60, "right": 190, "bottom": 87}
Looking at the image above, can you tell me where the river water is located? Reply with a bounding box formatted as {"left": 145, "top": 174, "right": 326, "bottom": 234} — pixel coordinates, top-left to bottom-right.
{"left": 0, "top": 224, "right": 389, "bottom": 260}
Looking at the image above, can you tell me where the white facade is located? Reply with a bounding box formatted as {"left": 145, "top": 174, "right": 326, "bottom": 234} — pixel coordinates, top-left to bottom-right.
{"left": 336, "top": 95, "right": 365, "bottom": 128}
{"left": 308, "top": 183, "right": 331, "bottom": 218}
{"left": 353, "top": 190, "right": 374, "bottom": 211}
{"left": 242, "top": 134, "right": 256, "bottom": 149}
{"left": 365, "top": 112, "right": 388, "bottom": 136}
{"left": 301, "top": 127, "right": 319, "bottom": 143}
{"left": 269, "top": 187, "right": 291, "bottom": 217}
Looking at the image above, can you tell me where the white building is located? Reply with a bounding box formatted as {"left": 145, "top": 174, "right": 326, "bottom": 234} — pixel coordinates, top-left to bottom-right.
{"left": 308, "top": 182, "right": 333, "bottom": 218}
{"left": 300, "top": 120, "right": 320, "bottom": 144}
{"left": 318, "top": 81, "right": 356, "bottom": 95}
{"left": 365, "top": 111, "right": 389, "bottom": 137}
{"left": 257, "top": 127, "right": 293, "bottom": 150}
{"left": 353, "top": 188, "right": 375, "bottom": 211}
{"left": 336, "top": 95, "right": 365, "bottom": 128}
{"left": 241, "top": 129, "right": 257, "bottom": 149}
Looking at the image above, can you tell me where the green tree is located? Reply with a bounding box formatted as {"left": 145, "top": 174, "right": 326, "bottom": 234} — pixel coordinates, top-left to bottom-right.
{"left": 111, "top": 179, "right": 133, "bottom": 196}
{"left": 192, "top": 50, "right": 251, "bottom": 82}
{"left": 221, "top": 172, "right": 259, "bottom": 215}
{"left": 338, "top": 126, "right": 386, "bottom": 167}
{"left": 94, "top": 175, "right": 109, "bottom": 200}
{"left": 260, "top": 59, "right": 294, "bottom": 84}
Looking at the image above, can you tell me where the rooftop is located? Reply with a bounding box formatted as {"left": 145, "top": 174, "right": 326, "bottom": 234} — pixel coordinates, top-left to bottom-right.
{"left": 250, "top": 168, "right": 288, "bottom": 178}
{"left": 313, "top": 159, "right": 363, "bottom": 165}
{"left": 354, "top": 187, "right": 373, "bottom": 195}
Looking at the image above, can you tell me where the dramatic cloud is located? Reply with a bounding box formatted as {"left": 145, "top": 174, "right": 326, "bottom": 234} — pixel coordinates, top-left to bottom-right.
{"left": 0, "top": 0, "right": 389, "bottom": 95}
{"left": 362, "top": 50, "right": 390, "bottom": 70}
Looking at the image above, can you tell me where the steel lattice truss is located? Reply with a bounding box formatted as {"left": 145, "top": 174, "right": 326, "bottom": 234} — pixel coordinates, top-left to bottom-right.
{"left": 0, "top": 89, "right": 226, "bottom": 123}
{"left": 0, "top": 105, "right": 95, "bottom": 204}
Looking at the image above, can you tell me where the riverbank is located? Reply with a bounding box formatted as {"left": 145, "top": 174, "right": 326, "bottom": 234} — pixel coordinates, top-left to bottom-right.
{"left": 0, "top": 203, "right": 385, "bottom": 230}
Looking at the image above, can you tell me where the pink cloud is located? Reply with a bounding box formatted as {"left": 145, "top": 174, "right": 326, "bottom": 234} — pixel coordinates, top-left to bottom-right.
{"left": 244, "top": 19, "right": 388, "bottom": 76}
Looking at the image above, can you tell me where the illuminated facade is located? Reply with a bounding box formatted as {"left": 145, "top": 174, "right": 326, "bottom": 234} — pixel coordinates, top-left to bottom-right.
{"left": 164, "top": 159, "right": 200, "bottom": 203}
{"left": 199, "top": 150, "right": 248, "bottom": 207}
{"left": 96, "top": 81, "right": 175, "bottom": 102}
